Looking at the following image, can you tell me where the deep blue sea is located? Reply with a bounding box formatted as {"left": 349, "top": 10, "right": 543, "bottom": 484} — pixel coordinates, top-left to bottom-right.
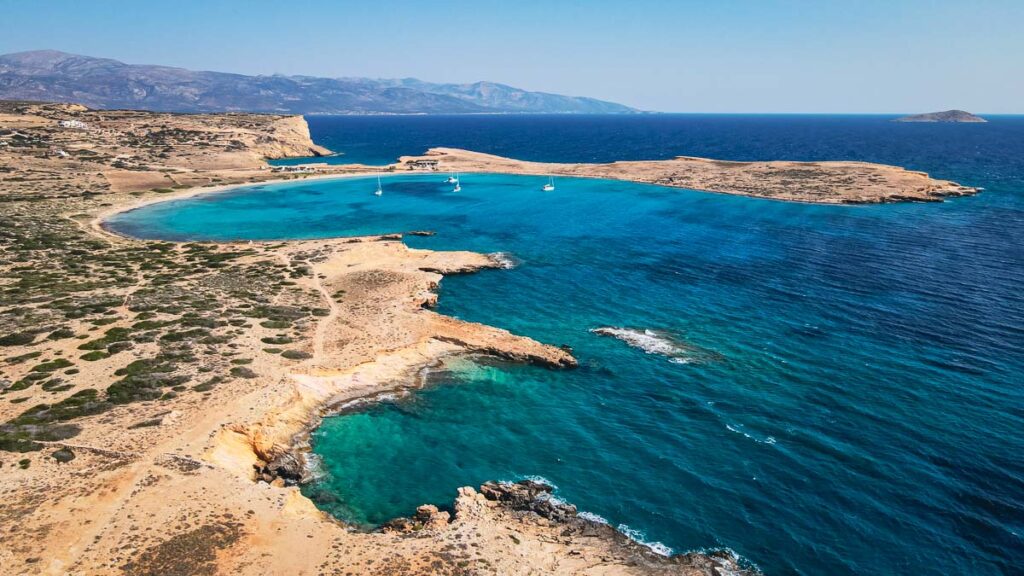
{"left": 109, "top": 115, "right": 1024, "bottom": 575}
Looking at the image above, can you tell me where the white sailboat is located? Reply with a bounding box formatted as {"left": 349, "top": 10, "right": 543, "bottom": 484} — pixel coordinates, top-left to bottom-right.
{"left": 542, "top": 175, "right": 555, "bottom": 192}
{"left": 374, "top": 173, "right": 383, "bottom": 196}
{"left": 452, "top": 173, "right": 461, "bottom": 192}
{"left": 445, "top": 172, "right": 457, "bottom": 184}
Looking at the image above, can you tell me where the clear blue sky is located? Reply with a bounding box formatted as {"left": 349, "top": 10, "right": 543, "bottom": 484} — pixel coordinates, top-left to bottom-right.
{"left": 1, "top": 0, "right": 1021, "bottom": 113}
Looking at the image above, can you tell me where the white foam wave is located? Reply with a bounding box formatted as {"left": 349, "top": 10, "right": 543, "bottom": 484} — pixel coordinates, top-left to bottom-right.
{"left": 303, "top": 452, "right": 327, "bottom": 482}
{"left": 488, "top": 252, "right": 519, "bottom": 269}
{"left": 726, "top": 423, "right": 777, "bottom": 445}
{"left": 687, "top": 547, "right": 760, "bottom": 576}
{"left": 616, "top": 524, "right": 674, "bottom": 556}
{"left": 508, "top": 476, "right": 676, "bottom": 558}
{"left": 577, "top": 511, "right": 608, "bottom": 524}
{"left": 590, "top": 327, "right": 693, "bottom": 362}
{"left": 520, "top": 474, "right": 558, "bottom": 490}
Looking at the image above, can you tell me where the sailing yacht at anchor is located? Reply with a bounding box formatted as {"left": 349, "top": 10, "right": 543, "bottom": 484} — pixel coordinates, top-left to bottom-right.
{"left": 374, "top": 173, "right": 383, "bottom": 196}
{"left": 542, "top": 175, "right": 555, "bottom": 191}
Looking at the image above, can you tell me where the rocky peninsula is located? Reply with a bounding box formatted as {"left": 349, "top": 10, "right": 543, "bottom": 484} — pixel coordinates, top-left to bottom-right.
{"left": 0, "top": 101, "right": 756, "bottom": 575}
{"left": 396, "top": 147, "right": 978, "bottom": 204}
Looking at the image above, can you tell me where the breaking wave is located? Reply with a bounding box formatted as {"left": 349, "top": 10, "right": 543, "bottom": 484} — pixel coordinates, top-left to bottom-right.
{"left": 616, "top": 524, "right": 674, "bottom": 556}
{"left": 488, "top": 252, "right": 519, "bottom": 269}
{"left": 590, "top": 327, "right": 698, "bottom": 363}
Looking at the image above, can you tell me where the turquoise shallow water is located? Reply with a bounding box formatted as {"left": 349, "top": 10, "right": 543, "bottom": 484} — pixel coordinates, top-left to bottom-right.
{"left": 108, "top": 116, "right": 1024, "bottom": 575}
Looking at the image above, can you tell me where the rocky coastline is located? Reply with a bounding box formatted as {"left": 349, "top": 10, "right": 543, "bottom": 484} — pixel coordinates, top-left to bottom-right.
{"left": 2, "top": 100, "right": 977, "bottom": 574}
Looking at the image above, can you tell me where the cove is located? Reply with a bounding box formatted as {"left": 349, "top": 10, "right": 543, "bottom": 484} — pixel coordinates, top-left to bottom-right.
{"left": 105, "top": 172, "right": 1024, "bottom": 575}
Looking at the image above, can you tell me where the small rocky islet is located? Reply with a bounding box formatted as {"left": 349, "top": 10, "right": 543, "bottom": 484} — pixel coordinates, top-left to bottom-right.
{"left": 893, "top": 109, "right": 987, "bottom": 123}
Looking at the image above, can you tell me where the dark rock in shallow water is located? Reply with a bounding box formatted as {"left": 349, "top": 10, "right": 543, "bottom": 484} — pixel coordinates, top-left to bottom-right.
{"left": 407, "top": 230, "right": 436, "bottom": 236}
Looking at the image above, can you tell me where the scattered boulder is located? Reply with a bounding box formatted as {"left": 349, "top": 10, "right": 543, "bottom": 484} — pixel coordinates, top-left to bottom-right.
{"left": 253, "top": 452, "right": 304, "bottom": 485}
{"left": 51, "top": 448, "right": 75, "bottom": 463}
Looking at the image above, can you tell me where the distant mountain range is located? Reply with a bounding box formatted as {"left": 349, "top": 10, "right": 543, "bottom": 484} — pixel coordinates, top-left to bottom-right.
{"left": 0, "top": 50, "right": 636, "bottom": 115}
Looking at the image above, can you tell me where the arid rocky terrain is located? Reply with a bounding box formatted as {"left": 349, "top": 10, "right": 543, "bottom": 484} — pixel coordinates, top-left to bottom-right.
{"left": 0, "top": 102, "right": 756, "bottom": 575}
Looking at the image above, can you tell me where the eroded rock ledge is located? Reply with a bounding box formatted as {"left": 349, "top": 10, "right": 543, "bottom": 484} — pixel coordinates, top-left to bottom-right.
{"left": 381, "top": 480, "right": 759, "bottom": 576}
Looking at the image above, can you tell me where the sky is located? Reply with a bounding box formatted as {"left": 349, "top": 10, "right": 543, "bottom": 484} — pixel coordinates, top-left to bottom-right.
{"left": 1, "top": 0, "right": 1021, "bottom": 113}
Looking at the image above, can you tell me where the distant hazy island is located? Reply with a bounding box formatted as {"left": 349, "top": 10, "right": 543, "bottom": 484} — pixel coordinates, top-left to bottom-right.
{"left": 894, "top": 110, "right": 987, "bottom": 123}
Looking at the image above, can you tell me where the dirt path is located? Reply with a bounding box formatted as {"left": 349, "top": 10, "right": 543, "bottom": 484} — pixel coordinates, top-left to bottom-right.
{"left": 309, "top": 269, "right": 339, "bottom": 367}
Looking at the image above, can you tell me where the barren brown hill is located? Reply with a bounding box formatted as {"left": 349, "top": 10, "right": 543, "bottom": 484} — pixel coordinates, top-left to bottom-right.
{"left": 0, "top": 100, "right": 330, "bottom": 199}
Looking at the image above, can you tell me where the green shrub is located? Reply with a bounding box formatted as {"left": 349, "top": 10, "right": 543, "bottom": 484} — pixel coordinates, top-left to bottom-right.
{"left": 106, "top": 357, "right": 188, "bottom": 404}
{"left": 259, "top": 320, "right": 291, "bottom": 329}
{"left": 0, "top": 332, "right": 34, "bottom": 347}
{"left": 78, "top": 327, "right": 132, "bottom": 350}
{"left": 229, "top": 366, "right": 257, "bottom": 379}
{"left": 31, "top": 358, "right": 74, "bottom": 373}
{"left": 11, "top": 389, "right": 110, "bottom": 426}
{"left": 107, "top": 341, "right": 134, "bottom": 354}
{"left": 47, "top": 328, "right": 76, "bottom": 340}
{"left": 5, "top": 351, "right": 42, "bottom": 365}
